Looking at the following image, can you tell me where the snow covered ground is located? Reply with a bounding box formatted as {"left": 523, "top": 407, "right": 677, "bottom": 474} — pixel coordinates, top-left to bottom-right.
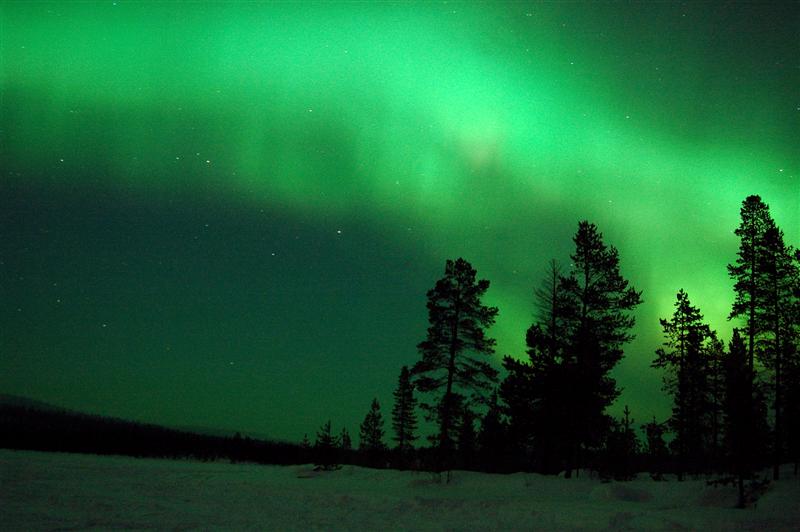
{"left": 1, "top": 449, "right": 798, "bottom": 530}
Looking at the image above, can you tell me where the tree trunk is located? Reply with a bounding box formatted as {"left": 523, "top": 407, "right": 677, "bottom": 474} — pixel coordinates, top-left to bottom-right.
{"left": 439, "top": 293, "right": 461, "bottom": 475}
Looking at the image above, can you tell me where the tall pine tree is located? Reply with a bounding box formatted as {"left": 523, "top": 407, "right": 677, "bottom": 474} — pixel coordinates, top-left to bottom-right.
{"left": 412, "top": 258, "right": 498, "bottom": 461}
{"left": 558, "top": 221, "right": 642, "bottom": 476}
{"left": 760, "top": 225, "right": 799, "bottom": 479}
{"left": 391, "top": 366, "right": 418, "bottom": 453}
{"left": 728, "top": 195, "right": 775, "bottom": 372}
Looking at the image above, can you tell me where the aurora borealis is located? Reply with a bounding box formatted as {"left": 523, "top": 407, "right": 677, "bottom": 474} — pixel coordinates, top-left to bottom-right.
{"left": 1, "top": 2, "right": 798, "bottom": 442}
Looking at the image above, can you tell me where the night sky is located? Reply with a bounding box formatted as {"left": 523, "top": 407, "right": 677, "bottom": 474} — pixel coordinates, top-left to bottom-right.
{"left": 1, "top": 2, "right": 798, "bottom": 442}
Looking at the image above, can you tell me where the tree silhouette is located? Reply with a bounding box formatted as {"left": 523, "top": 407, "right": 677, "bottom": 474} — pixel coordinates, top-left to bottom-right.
{"left": 728, "top": 194, "right": 775, "bottom": 372}
{"left": 724, "top": 329, "right": 754, "bottom": 508}
{"left": 760, "top": 225, "right": 798, "bottom": 479}
{"left": 501, "top": 260, "right": 574, "bottom": 473}
{"left": 412, "top": 258, "right": 498, "bottom": 468}
{"left": 359, "top": 398, "right": 386, "bottom": 455}
{"left": 501, "top": 224, "right": 641, "bottom": 478}
{"left": 391, "top": 366, "right": 418, "bottom": 454}
{"left": 652, "top": 289, "right": 714, "bottom": 479}
{"left": 314, "top": 420, "right": 340, "bottom": 470}
{"left": 603, "top": 405, "right": 639, "bottom": 480}
{"left": 557, "top": 221, "right": 643, "bottom": 476}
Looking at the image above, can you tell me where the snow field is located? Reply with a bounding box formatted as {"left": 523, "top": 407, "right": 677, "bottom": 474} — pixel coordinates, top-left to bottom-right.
{"left": 1, "top": 450, "right": 799, "bottom": 530}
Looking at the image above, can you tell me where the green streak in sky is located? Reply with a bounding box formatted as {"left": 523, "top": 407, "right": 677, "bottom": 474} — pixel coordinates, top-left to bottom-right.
{"left": 1, "top": 2, "right": 798, "bottom": 439}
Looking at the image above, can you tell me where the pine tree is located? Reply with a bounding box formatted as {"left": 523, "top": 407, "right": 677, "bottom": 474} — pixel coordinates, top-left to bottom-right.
{"left": 760, "top": 226, "right": 799, "bottom": 479}
{"left": 314, "top": 420, "right": 340, "bottom": 470}
{"left": 412, "top": 258, "right": 499, "bottom": 462}
{"left": 728, "top": 195, "right": 775, "bottom": 372}
{"left": 652, "top": 289, "right": 714, "bottom": 478}
{"left": 391, "top": 366, "right": 418, "bottom": 452}
{"left": 557, "top": 221, "right": 643, "bottom": 476}
{"left": 359, "top": 398, "right": 386, "bottom": 452}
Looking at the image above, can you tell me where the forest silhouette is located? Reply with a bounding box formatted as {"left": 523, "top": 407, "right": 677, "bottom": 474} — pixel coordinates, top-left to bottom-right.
{"left": 2, "top": 194, "right": 798, "bottom": 509}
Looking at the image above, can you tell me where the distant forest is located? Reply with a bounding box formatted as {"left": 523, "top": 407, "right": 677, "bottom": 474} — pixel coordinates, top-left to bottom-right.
{"left": 2, "top": 195, "right": 798, "bottom": 509}
{"left": 0, "top": 397, "right": 303, "bottom": 465}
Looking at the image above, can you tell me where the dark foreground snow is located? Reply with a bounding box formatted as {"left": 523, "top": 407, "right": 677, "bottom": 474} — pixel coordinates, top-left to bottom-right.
{"left": 1, "top": 449, "right": 799, "bottom": 530}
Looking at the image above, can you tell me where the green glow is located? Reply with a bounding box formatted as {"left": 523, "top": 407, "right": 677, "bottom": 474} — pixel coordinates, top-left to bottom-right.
{"left": 1, "top": 2, "right": 797, "bottom": 439}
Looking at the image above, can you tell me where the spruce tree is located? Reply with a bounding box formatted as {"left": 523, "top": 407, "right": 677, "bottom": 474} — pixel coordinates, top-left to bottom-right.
{"left": 412, "top": 258, "right": 498, "bottom": 460}
{"left": 391, "top": 366, "right": 418, "bottom": 452}
{"left": 652, "top": 289, "right": 714, "bottom": 478}
{"left": 314, "top": 420, "right": 340, "bottom": 470}
{"left": 359, "top": 398, "right": 386, "bottom": 452}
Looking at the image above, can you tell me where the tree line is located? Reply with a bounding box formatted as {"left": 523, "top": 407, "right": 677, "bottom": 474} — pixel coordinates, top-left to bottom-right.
{"left": 0, "top": 402, "right": 304, "bottom": 465}
{"left": 308, "top": 195, "right": 799, "bottom": 506}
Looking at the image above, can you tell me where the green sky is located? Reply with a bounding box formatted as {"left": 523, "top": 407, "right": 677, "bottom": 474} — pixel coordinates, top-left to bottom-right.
{"left": 1, "top": 2, "right": 798, "bottom": 442}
